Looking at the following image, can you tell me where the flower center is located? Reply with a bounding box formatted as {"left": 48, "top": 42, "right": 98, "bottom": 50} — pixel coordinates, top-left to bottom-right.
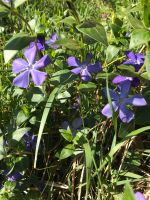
{"left": 28, "top": 65, "right": 34, "bottom": 70}
{"left": 119, "top": 98, "right": 125, "bottom": 104}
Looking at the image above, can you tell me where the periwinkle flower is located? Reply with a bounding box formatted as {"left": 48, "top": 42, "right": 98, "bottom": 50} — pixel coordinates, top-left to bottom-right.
{"left": 102, "top": 80, "right": 147, "bottom": 123}
{"left": 12, "top": 42, "right": 51, "bottom": 88}
{"left": 67, "top": 53, "right": 102, "bottom": 82}
{"left": 134, "top": 192, "right": 146, "bottom": 200}
{"left": 112, "top": 51, "right": 145, "bottom": 87}
{"left": 123, "top": 51, "right": 145, "bottom": 71}
{"left": 37, "top": 33, "right": 59, "bottom": 51}
{"left": 2, "top": 170, "right": 22, "bottom": 182}
{"left": 113, "top": 76, "right": 140, "bottom": 87}
{"left": 22, "top": 132, "right": 36, "bottom": 151}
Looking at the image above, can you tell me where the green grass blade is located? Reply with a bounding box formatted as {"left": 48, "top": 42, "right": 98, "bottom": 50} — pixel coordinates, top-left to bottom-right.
{"left": 34, "top": 87, "right": 62, "bottom": 168}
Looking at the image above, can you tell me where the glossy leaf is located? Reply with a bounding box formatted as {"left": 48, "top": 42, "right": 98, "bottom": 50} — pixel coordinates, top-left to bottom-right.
{"left": 129, "top": 29, "right": 150, "bottom": 48}
{"left": 145, "top": 47, "right": 150, "bottom": 77}
{"left": 122, "top": 182, "right": 136, "bottom": 200}
{"left": 54, "top": 38, "right": 82, "bottom": 49}
{"left": 12, "top": 127, "right": 31, "bottom": 142}
{"left": 4, "top": 33, "right": 35, "bottom": 63}
{"left": 14, "top": 0, "right": 27, "bottom": 8}
{"left": 0, "top": 136, "right": 5, "bottom": 160}
{"left": 77, "top": 20, "right": 108, "bottom": 46}
{"left": 106, "top": 45, "right": 119, "bottom": 63}
{"left": 78, "top": 82, "right": 97, "bottom": 92}
{"left": 59, "top": 144, "right": 75, "bottom": 159}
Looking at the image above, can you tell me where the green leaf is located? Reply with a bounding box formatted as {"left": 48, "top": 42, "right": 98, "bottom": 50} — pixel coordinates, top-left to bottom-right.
{"left": 118, "top": 65, "right": 135, "bottom": 72}
{"left": 129, "top": 29, "right": 150, "bottom": 48}
{"left": 12, "top": 127, "right": 31, "bottom": 142}
{"left": 117, "top": 65, "right": 138, "bottom": 77}
{"left": 57, "top": 91, "right": 71, "bottom": 103}
{"left": 78, "top": 82, "right": 96, "bottom": 92}
{"left": 59, "top": 129, "right": 73, "bottom": 142}
{"left": 54, "top": 38, "right": 82, "bottom": 49}
{"left": 50, "top": 69, "right": 76, "bottom": 86}
{"left": 34, "top": 86, "right": 63, "bottom": 168}
{"left": 141, "top": 72, "right": 150, "bottom": 80}
{"left": 145, "top": 47, "right": 150, "bottom": 77}
{"left": 16, "top": 111, "right": 29, "bottom": 126}
{"left": 111, "top": 18, "right": 123, "bottom": 38}
{"left": 106, "top": 45, "right": 119, "bottom": 62}
{"left": 127, "top": 14, "right": 144, "bottom": 29}
{"left": 14, "top": 0, "right": 27, "bottom": 8}
{"left": 143, "top": 0, "right": 150, "bottom": 27}
{"left": 0, "top": 136, "right": 6, "bottom": 160}
{"left": 77, "top": 20, "right": 108, "bottom": 46}
{"left": 122, "top": 182, "right": 135, "bottom": 200}
{"left": 96, "top": 72, "right": 117, "bottom": 80}
{"left": 59, "top": 144, "right": 75, "bottom": 159}
{"left": 4, "top": 33, "right": 35, "bottom": 63}
{"left": 61, "top": 16, "right": 76, "bottom": 26}
{"left": 0, "top": 6, "right": 9, "bottom": 17}
{"left": 27, "top": 87, "right": 45, "bottom": 103}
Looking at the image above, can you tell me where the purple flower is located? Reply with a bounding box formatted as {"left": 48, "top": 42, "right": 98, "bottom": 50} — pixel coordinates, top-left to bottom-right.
{"left": 22, "top": 132, "right": 36, "bottom": 151}
{"left": 134, "top": 192, "right": 146, "bottom": 200}
{"left": 123, "top": 51, "right": 145, "bottom": 71}
{"left": 2, "top": 0, "right": 11, "bottom": 3}
{"left": 37, "top": 33, "right": 59, "bottom": 51}
{"left": 113, "top": 76, "right": 140, "bottom": 87}
{"left": 125, "top": 32, "right": 130, "bottom": 37}
{"left": 67, "top": 53, "right": 102, "bottom": 82}
{"left": 2, "top": 170, "right": 22, "bottom": 182}
{"left": 101, "top": 81, "right": 147, "bottom": 123}
{"left": 112, "top": 51, "right": 145, "bottom": 87}
{"left": 12, "top": 42, "right": 51, "bottom": 88}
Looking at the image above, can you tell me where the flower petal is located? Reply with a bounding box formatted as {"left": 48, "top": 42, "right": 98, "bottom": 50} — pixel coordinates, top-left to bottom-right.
{"left": 67, "top": 56, "right": 81, "bottom": 67}
{"left": 125, "top": 95, "right": 147, "bottom": 106}
{"left": 46, "top": 33, "right": 59, "bottom": 49}
{"left": 12, "top": 58, "right": 28, "bottom": 74}
{"left": 33, "top": 55, "right": 51, "bottom": 69}
{"left": 31, "top": 69, "right": 47, "bottom": 86}
{"left": 131, "top": 77, "right": 140, "bottom": 87}
{"left": 50, "top": 33, "right": 58, "bottom": 42}
{"left": 104, "top": 89, "right": 119, "bottom": 101}
{"left": 134, "top": 192, "right": 146, "bottom": 200}
{"left": 101, "top": 101, "right": 118, "bottom": 118}
{"left": 37, "top": 36, "right": 45, "bottom": 51}
{"left": 72, "top": 117, "right": 82, "bottom": 129}
{"left": 125, "top": 51, "right": 136, "bottom": 61}
{"left": 71, "top": 67, "right": 82, "bottom": 74}
{"left": 87, "top": 62, "right": 102, "bottom": 73}
{"left": 135, "top": 53, "right": 145, "bottom": 65}
{"left": 112, "top": 75, "right": 133, "bottom": 84}
{"left": 119, "top": 104, "right": 134, "bottom": 123}
{"left": 81, "top": 68, "right": 92, "bottom": 81}
{"left": 119, "top": 80, "right": 131, "bottom": 98}
{"left": 24, "top": 42, "right": 37, "bottom": 65}
{"left": 122, "top": 60, "right": 135, "bottom": 65}
{"left": 13, "top": 70, "right": 29, "bottom": 88}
